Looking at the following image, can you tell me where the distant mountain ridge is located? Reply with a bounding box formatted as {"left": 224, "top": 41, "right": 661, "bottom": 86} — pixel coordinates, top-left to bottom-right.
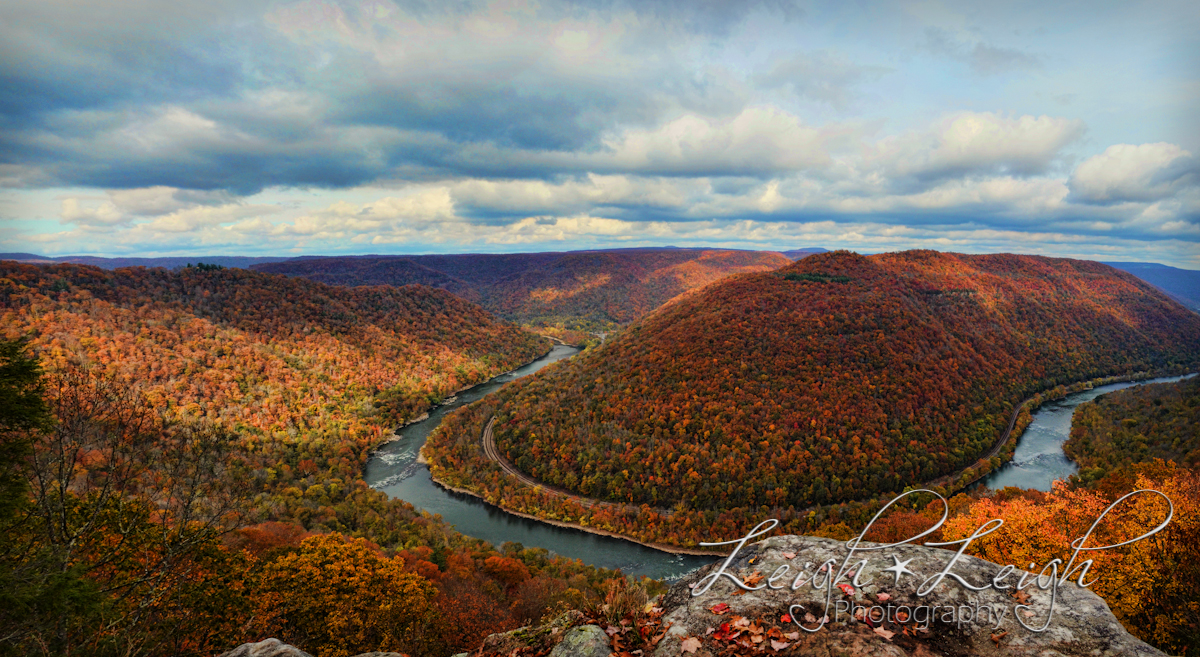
{"left": 0, "top": 253, "right": 292, "bottom": 270}
{"left": 779, "top": 247, "right": 829, "bottom": 259}
{"left": 8, "top": 249, "right": 1195, "bottom": 315}
{"left": 252, "top": 248, "right": 793, "bottom": 329}
{"left": 1103, "top": 261, "right": 1200, "bottom": 311}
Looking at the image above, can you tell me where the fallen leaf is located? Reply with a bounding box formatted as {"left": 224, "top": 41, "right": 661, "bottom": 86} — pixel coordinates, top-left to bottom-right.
{"left": 803, "top": 613, "right": 817, "bottom": 624}
{"left": 681, "top": 636, "right": 702, "bottom": 654}
{"left": 874, "top": 627, "right": 895, "bottom": 641}
{"left": 743, "top": 571, "right": 765, "bottom": 587}
{"left": 781, "top": 551, "right": 796, "bottom": 559}
{"left": 780, "top": 614, "right": 791, "bottom": 623}
{"left": 770, "top": 639, "right": 791, "bottom": 651}
{"left": 991, "top": 631, "right": 1008, "bottom": 645}
{"left": 876, "top": 592, "right": 891, "bottom": 602}
{"left": 837, "top": 583, "right": 856, "bottom": 596}
{"left": 709, "top": 603, "right": 731, "bottom": 615}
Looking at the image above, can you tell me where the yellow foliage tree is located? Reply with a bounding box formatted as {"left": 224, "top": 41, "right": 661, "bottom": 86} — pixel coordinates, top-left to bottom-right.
{"left": 254, "top": 533, "right": 437, "bottom": 657}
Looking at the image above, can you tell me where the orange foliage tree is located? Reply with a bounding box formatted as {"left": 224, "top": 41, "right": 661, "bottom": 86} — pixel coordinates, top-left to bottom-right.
{"left": 944, "top": 463, "right": 1200, "bottom": 655}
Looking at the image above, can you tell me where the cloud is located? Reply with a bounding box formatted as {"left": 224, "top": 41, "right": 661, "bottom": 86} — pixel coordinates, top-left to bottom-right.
{"left": 2, "top": 0, "right": 1197, "bottom": 268}
{"left": 60, "top": 198, "right": 128, "bottom": 227}
{"left": 449, "top": 175, "right": 694, "bottom": 218}
{"left": 755, "top": 51, "right": 890, "bottom": 110}
{"left": 868, "top": 112, "right": 1084, "bottom": 188}
{"left": 594, "top": 107, "right": 851, "bottom": 176}
{"left": 107, "top": 187, "right": 237, "bottom": 216}
{"left": 1068, "top": 143, "right": 1198, "bottom": 204}
{"left": 923, "top": 28, "right": 1041, "bottom": 76}
{"left": 58, "top": 187, "right": 278, "bottom": 231}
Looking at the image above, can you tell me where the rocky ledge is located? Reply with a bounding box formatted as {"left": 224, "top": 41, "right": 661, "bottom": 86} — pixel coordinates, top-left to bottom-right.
{"left": 653, "top": 534, "right": 1165, "bottom": 657}
{"left": 221, "top": 535, "right": 1168, "bottom": 657}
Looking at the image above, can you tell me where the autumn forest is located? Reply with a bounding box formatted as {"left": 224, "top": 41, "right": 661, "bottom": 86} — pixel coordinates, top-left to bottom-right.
{"left": 2, "top": 248, "right": 1199, "bottom": 656}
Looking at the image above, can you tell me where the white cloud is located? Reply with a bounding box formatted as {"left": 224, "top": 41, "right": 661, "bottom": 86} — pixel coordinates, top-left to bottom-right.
{"left": 146, "top": 203, "right": 281, "bottom": 233}
{"left": 869, "top": 111, "right": 1084, "bottom": 184}
{"left": 1068, "top": 143, "right": 1197, "bottom": 204}
{"left": 597, "top": 107, "right": 848, "bottom": 175}
{"left": 60, "top": 198, "right": 127, "bottom": 226}
{"left": 107, "top": 186, "right": 236, "bottom": 216}
{"left": 449, "top": 175, "right": 694, "bottom": 214}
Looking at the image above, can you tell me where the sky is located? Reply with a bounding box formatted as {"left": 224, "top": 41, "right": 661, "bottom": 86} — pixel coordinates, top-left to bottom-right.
{"left": 1, "top": 0, "right": 1198, "bottom": 267}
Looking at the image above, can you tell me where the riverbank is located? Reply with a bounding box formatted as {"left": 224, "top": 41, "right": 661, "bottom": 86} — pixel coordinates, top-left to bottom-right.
{"left": 941, "top": 368, "right": 1195, "bottom": 494}
{"left": 368, "top": 341, "right": 555, "bottom": 458}
{"left": 427, "top": 475, "right": 724, "bottom": 557}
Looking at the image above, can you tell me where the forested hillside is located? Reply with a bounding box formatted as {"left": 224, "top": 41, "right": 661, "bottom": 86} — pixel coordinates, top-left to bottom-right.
{"left": 253, "top": 248, "right": 792, "bottom": 330}
{"left": 0, "top": 262, "right": 547, "bottom": 431}
{"left": 426, "top": 250, "right": 1200, "bottom": 548}
{"left": 1066, "top": 376, "right": 1200, "bottom": 482}
{"left": 0, "top": 263, "right": 633, "bottom": 656}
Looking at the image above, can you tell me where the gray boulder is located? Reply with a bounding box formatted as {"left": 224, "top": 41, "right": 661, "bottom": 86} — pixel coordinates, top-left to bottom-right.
{"left": 655, "top": 534, "right": 1167, "bottom": 657}
{"left": 548, "top": 624, "right": 610, "bottom": 657}
{"left": 218, "top": 639, "right": 313, "bottom": 657}
{"left": 217, "top": 641, "right": 408, "bottom": 657}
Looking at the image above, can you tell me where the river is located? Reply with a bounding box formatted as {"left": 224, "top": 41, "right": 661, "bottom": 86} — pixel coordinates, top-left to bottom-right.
{"left": 979, "top": 374, "right": 1195, "bottom": 491}
{"left": 366, "top": 346, "right": 1191, "bottom": 579}
{"left": 364, "top": 345, "right": 712, "bottom": 580}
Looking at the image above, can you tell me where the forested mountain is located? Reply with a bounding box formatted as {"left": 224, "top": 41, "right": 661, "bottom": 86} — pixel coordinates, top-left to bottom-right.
{"left": 0, "top": 263, "right": 633, "bottom": 655}
{"left": 252, "top": 248, "right": 792, "bottom": 330}
{"left": 427, "top": 250, "right": 1200, "bottom": 547}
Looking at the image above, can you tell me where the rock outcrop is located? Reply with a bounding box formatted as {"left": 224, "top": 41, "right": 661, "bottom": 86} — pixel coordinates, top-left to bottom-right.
{"left": 218, "top": 639, "right": 314, "bottom": 657}
{"left": 655, "top": 534, "right": 1166, "bottom": 657}
{"left": 217, "top": 639, "right": 407, "bottom": 657}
